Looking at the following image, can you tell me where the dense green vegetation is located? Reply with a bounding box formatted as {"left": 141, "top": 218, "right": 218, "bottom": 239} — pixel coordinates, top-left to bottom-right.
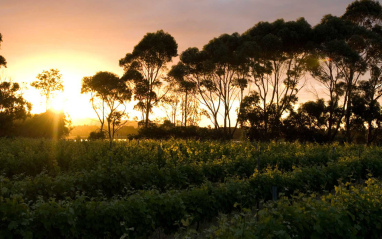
{"left": 1, "top": 138, "right": 382, "bottom": 238}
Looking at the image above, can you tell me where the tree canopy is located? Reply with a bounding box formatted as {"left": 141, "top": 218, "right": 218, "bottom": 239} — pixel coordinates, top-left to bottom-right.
{"left": 0, "top": 81, "right": 31, "bottom": 137}
{"left": 31, "top": 69, "right": 63, "bottom": 111}
{"left": 81, "top": 71, "right": 132, "bottom": 143}
{"left": 0, "top": 33, "right": 6, "bottom": 68}
{"left": 120, "top": 30, "right": 178, "bottom": 128}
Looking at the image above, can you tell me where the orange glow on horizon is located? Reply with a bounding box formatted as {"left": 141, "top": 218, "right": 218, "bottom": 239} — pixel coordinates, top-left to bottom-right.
{"left": 3, "top": 50, "right": 142, "bottom": 125}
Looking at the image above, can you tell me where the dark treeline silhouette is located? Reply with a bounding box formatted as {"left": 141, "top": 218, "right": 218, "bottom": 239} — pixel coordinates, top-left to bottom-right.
{"left": 1, "top": 0, "right": 382, "bottom": 144}
{"left": 132, "top": 0, "right": 382, "bottom": 144}
{"left": 13, "top": 110, "right": 69, "bottom": 139}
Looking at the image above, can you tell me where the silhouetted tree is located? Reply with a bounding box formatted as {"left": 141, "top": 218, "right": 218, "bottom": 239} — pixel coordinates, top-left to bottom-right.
{"left": 342, "top": 0, "right": 382, "bottom": 29}
{"left": 31, "top": 69, "right": 63, "bottom": 111}
{"left": 159, "top": 91, "right": 181, "bottom": 125}
{"left": 172, "top": 33, "right": 249, "bottom": 138}
{"left": 120, "top": 30, "right": 178, "bottom": 128}
{"left": 0, "top": 37, "right": 31, "bottom": 137}
{"left": 0, "top": 33, "right": 6, "bottom": 68}
{"left": 81, "top": 76, "right": 106, "bottom": 133}
{"left": 170, "top": 51, "right": 221, "bottom": 129}
{"left": 283, "top": 99, "right": 327, "bottom": 142}
{"left": 168, "top": 63, "right": 198, "bottom": 127}
{"left": 238, "top": 91, "right": 280, "bottom": 140}
{"left": 81, "top": 71, "right": 132, "bottom": 145}
{"left": 0, "top": 81, "right": 31, "bottom": 137}
{"left": 202, "top": 33, "right": 249, "bottom": 138}
{"left": 308, "top": 54, "right": 346, "bottom": 141}
{"left": 243, "top": 18, "right": 313, "bottom": 137}
{"left": 313, "top": 15, "right": 370, "bottom": 142}
{"left": 352, "top": 67, "right": 382, "bottom": 144}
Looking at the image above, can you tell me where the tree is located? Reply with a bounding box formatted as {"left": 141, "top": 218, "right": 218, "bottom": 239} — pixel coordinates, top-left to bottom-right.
{"left": 170, "top": 50, "right": 221, "bottom": 130}
{"left": 242, "top": 18, "right": 313, "bottom": 138}
{"left": 159, "top": 90, "right": 181, "bottom": 126}
{"left": 31, "top": 69, "right": 63, "bottom": 111}
{"left": 342, "top": 0, "right": 382, "bottom": 29}
{"left": 352, "top": 66, "right": 382, "bottom": 144}
{"left": 0, "top": 35, "right": 30, "bottom": 137}
{"left": 81, "top": 71, "right": 132, "bottom": 145}
{"left": 201, "top": 33, "right": 249, "bottom": 138}
{"left": 168, "top": 63, "right": 198, "bottom": 127}
{"left": 171, "top": 33, "right": 249, "bottom": 138}
{"left": 312, "top": 15, "right": 373, "bottom": 142}
{"left": 341, "top": 1, "right": 382, "bottom": 142}
{"left": 0, "top": 33, "right": 6, "bottom": 68}
{"left": 308, "top": 54, "right": 345, "bottom": 141}
{"left": 0, "top": 81, "right": 31, "bottom": 136}
{"left": 283, "top": 99, "right": 328, "bottom": 142}
{"left": 120, "top": 30, "right": 178, "bottom": 128}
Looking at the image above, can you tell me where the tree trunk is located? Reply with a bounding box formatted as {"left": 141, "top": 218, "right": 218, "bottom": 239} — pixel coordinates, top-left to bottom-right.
{"left": 145, "top": 99, "right": 150, "bottom": 128}
{"left": 184, "top": 91, "right": 188, "bottom": 127}
{"left": 368, "top": 120, "right": 373, "bottom": 146}
{"left": 345, "top": 94, "right": 352, "bottom": 143}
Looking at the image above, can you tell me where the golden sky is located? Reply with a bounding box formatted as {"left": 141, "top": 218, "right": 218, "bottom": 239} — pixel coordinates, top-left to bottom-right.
{"left": 0, "top": 0, "right": 354, "bottom": 125}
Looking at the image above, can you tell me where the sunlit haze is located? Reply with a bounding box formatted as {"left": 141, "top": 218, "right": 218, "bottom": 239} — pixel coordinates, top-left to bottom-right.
{"left": 0, "top": 0, "right": 354, "bottom": 125}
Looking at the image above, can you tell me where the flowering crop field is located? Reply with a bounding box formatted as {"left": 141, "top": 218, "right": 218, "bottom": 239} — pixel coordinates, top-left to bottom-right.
{"left": 1, "top": 138, "right": 382, "bottom": 238}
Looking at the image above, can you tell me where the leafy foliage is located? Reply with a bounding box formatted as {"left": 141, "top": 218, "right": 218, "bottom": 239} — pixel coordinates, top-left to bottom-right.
{"left": 31, "top": 69, "right": 63, "bottom": 111}
{"left": 0, "top": 81, "right": 31, "bottom": 136}
{"left": 120, "top": 30, "right": 178, "bottom": 128}
{"left": 81, "top": 71, "right": 132, "bottom": 142}
{"left": 1, "top": 139, "right": 382, "bottom": 238}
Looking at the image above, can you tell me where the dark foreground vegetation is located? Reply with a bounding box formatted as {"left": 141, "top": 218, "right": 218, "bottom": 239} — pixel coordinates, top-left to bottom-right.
{"left": 1, "top": 138, "right": 382, "bottom": 238}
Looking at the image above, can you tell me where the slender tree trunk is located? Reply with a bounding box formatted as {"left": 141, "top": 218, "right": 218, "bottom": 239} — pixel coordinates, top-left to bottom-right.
{"left": 345, "top": 71, "right": 355, "bottom": 143}
{"left": 368, "top": 120, "right": 373, "bottom": 145}
{"left": 327, "top": 101, "right": 334, "bottom": 141}
{"left": 345, "top": 91, "right": 352, "bottom": 143}
{"left": 184, "top": 91, "right": 188, "bottom": 127}
{"left": 46, "top": 93, "right": 50, "bottom": 111}
{"left": 101, "top": 101, "right": 105, "bottom": 132}
{"left": 264, "top": 110, "right": 268, "bottom": 135}
{"left": 107, "top": 117, "right": 113, "bottom": 170}
{"left": 145, "top": 99, "right": 150, "bottom": 128}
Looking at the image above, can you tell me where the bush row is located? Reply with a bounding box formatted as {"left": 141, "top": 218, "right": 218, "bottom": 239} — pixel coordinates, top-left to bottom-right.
{"left": 2, "top": 138, "right": 368, "bottom": 178}
{"left": 186, "top": 178, "right": 382, "bottom": 239}
{"left": 2, "top": 153, "right": 382, "bottom": 238}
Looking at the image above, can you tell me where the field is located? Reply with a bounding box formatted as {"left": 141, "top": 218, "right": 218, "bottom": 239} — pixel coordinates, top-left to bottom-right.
{"left": 1, "top": 139, "right": 382, "bottom": 238}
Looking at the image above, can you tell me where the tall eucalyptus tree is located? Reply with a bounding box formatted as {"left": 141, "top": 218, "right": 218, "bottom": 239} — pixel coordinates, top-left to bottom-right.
{"left": 120, "top": 30, "right": 178, "bottom": 128}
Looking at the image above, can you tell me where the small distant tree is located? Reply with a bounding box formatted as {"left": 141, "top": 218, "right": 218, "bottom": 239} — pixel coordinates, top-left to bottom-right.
{"left": 81, "top": 71, "right": 132, "bottom": 145}
{"left": 160, "top": 91, "right": 181, "bottom": 125}
{"left": 31, "top": 69, "right": 63, "bottom": 111}
{"left": 120, "top": 30, "right": 178, "bottom": 128}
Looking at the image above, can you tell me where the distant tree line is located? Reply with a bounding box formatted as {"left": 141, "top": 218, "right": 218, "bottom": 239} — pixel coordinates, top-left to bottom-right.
{"left": 2, "top": 0, "right": 382, "bottom": 144}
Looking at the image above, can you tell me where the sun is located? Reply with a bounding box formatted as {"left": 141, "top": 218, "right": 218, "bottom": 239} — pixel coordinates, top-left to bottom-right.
{"left": 26, "top": 68, "right": 98, "bottom": 121}
{"left": 50, "top": 93, "right": 65, "bottom": 112}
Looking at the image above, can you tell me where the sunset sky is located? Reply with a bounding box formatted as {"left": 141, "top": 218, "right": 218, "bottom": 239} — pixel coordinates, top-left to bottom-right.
{"left": 0, "top": 0, "right": 354, "bottom": 125}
